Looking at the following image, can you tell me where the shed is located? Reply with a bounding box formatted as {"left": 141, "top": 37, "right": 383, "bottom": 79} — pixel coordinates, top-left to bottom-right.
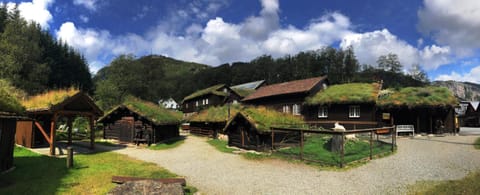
{"left": 223, "top": 106, "right": 305, "bottom": 150}
{"left": 0, "top": 80, "right": 25, "bottom": 172}
{"left": 187, "top": 105, "right": 240, "bottom": 137}
{"left": 17, "top": 88, "right": 103, "bottom": 156}
{"left": 98, "top": 97, "right": 181, "bottom": 143}
{"left": 377, "top": 86, "right": 458, "bottom": 134}
{"left": 304, "top": 82, "right": 382, "bottom": 129}
{"left": 464, "top": 101, "right": 479, "bottom": 127}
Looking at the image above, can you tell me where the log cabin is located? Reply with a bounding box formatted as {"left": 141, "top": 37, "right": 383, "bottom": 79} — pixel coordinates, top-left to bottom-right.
{"left": 181, "top": 84, "right": 241, "bottom": 116}
{"left": 242, "top": 76, "right": 328, "bottom": 118}
{"left": 304, "top": 82, "right": 382, "bottom": 130}
{"left": 98, "top": 97, "right": 182, "bottom": 144}
{"left": 463, "top": 101, "right": 479, "bottom": 127}
{"left": 17, "top": 88, "right": 103, "bottom": 156}
{"left": 223, "top": 106, "right": 305, "bottom": 150}
{"left": 0, "top": 81, "right": 25, "bottom": 172}
{"left": 187, "top": 105, "right": 241, "bottom": 137}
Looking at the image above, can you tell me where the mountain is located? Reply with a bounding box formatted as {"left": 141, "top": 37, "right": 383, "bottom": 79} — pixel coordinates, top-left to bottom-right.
{"left": 433, "top": 80, "right": 480, "bottom": 101}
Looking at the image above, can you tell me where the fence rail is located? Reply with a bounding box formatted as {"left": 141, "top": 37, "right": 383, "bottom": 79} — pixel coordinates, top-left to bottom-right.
{"left": 270, "top": 126, "right": 396, "bottom": 168}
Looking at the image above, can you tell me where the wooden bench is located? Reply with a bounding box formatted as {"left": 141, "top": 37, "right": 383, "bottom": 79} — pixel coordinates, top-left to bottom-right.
{"left": 112, "top": 176, "right": 186, "bottom": 186}
{"left": 396, "top": 125, "right": 415, "bottom": 137}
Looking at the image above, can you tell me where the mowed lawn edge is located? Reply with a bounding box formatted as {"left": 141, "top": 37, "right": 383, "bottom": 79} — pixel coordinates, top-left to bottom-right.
{"left": 0, "top": 146, "right": 197, "bottom": 194}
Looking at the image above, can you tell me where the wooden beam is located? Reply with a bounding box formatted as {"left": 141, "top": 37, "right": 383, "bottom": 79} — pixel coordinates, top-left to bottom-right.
{"left": 50, "top": 113, "right": 58, "bottom": 156}
{"left": 89, "top": 116, "right": 95, "bottom": 150}
{"left": 34, "top": 121, "right": 51, "bottom": 144}
{"left": 67, "top": 117, "right": 73, "bottom": 145}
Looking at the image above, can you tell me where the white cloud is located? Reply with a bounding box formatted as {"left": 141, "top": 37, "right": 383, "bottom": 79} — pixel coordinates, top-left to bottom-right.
{"left": 340, "top": 29, "right": 451, "bottom": 71}
{"left": 9, "top": 0, "right": 54, "bottom": 28}
{"left": 418, "top": 0, "right": 480, "bottom": 56}
{"left": 79, "top": 15, "right": 89, "bottom": 23}
{"left": 73, "top": 0, "right": 98, "bottom": 11}
{"left": 435, "top": 65, "right": 480, "bottom": 83}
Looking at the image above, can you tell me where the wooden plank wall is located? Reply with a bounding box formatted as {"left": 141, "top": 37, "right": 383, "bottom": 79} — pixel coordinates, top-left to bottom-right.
{"left": 0, "top": 118, "right": 16, "bottom": 172}
{"left": 15, "top": 120, "right": 33, "bottom": 148}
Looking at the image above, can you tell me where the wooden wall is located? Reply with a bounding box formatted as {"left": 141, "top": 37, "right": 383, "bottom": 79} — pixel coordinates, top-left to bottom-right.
{"left": 0, "top": 118, "right": 17, "bottom": 172}
{"left": 104, "top": 116, "right": 179, "bottom": 143}
{"left": 15, "top": 120, "right": 33, "bottom": 148}
{"left": 182, "top": 94, "right": 225, "bottom": 113}
{"left": 304, "top": 104, "right": 378, "bottom": 130}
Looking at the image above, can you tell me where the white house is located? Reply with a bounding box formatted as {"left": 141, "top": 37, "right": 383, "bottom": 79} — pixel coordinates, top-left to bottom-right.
{"left": 159, "top": 98, "right": 179, "bottom": 109}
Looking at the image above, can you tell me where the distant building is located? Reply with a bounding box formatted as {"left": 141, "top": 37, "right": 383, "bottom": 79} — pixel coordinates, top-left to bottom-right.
{"left": 464, "top": 101, "right": 480, "bottom": 127}
{"left": 159, "top": 98, "right": 179, "bottom": 110}
{"left": 181, "top": 84, "right": 242, "bottom": 116}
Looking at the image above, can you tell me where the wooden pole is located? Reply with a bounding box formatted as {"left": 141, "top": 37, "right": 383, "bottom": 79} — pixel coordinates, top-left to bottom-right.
{"left": 50, "top": 113, "right": 57, "bottom": 156}
{"left": 271, "top": 128, "right": 274, "bottom": 150}
{"left": 340, "top": 132, "right": 345, "bottom": 168}
{"left": 89, "top": 116, "right": 95, "bottom": 150}
{"left": 66, "top": 146, "right": 73, "bottom": 168}
{"left": 67, "top": 117, "right": 73, "bottom": 145}
{"left": 300, "top": 130, "right": 304, "bottom": 160}
{"left": 369, "top": 131, "right": 373, "bottom": 160}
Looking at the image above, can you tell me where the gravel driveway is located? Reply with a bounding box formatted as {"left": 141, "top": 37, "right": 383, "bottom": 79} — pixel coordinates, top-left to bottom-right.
{"left": 114, "top": 135, "right": 480, "bottom": 195}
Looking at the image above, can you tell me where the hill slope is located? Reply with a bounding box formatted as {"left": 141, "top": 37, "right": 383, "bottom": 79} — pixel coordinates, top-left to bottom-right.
{"left": 433, "top": 80, "right": 480, "bottom": 101}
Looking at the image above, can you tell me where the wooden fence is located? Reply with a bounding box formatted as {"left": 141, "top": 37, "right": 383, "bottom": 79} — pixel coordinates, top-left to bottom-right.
{"left": 270, "top": 126, "right": 396, "bottom": 168}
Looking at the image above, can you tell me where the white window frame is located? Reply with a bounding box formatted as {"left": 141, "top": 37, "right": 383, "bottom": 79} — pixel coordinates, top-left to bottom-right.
{"left": 349, "top": 105, "right": 360, "bottom": 118}
{"left": 292, "top": 104, "right": 301, "bottom": 115}
{"left": 282, "top": 105, "right": 290, "bottom": 113}
{"left": 205, "top": 98, "right": 209, "bottom": 105}
{"left": 195, "top": 101, "right": 199, "bottom": 107}
{"left": 318, "top": 106, "right": 328, "bottom": 118}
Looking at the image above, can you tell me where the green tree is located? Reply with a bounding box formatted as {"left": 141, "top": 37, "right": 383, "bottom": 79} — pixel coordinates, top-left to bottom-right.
{"left": 409, "top": 64, "right": 429, "bottom": 83}
{"left": 377, "top": 53, "right": 402, "bottom": 73}
{"left": 343, "top": 46, "right": 360, "bottom": 82}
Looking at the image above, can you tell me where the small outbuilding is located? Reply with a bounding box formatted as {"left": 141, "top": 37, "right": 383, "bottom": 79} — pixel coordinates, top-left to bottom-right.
{"left": 17, "top": 88, "right": 103, "bottom": 156}
{"left": 187, "top": 105, "right": 240, "bottom": 137}
{"left": 0, "top": 80, "right": 25, "bottom": 172}
{"left": 98, "top": 97, "right": 182, "bottom": 144}
{"left": 305, "top": 82, "right": 382, "bottom": 129}
{"left": 463, "top": 101, "right": 479, "bottom": 127}
{"left": 223, "top": 106, "right": 305, "bottom": 150}
{"left": 377, "top": 86, "right": 458, "bottom": 134}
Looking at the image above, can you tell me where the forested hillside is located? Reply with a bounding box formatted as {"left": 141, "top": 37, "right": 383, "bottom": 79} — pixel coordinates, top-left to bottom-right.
{"left": 94, "top": 47, "right": 428, "bottom": 110}
{"left": 0, "top": 5, "right": 92, "bottom": 95}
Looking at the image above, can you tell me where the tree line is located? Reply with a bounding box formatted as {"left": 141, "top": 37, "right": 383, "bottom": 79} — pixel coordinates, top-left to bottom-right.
{"left": 0, "top": 5, "right": 92, "bottom": 95}
{"left": 94, "top": 46, "right": 429, "bottom": 110}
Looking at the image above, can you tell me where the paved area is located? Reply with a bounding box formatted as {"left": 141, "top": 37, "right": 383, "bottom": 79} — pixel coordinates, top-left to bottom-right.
{"left": 111, "top": 135, "right": 480, "bottom": 195}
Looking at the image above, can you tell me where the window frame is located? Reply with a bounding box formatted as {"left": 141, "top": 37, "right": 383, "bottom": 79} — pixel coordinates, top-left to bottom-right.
{"left": 349, "top": 105, "right": 360, "bottom": 118}
{"left": 317, "top": 106, "right": 328, "bottom": 118}
{"left": 282, "top": 105, "right": 290, "bottom": 113}
{"left": 292, "top": 104, "right": 301, "bottom": 115}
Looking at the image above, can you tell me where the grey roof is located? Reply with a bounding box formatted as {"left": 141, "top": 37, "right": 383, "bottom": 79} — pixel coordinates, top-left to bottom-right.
{"left": 470, "top": 101, "right": 479, "bottom": 111}
{"left": 231, "top": 80, "right": 265, "bottom": 90}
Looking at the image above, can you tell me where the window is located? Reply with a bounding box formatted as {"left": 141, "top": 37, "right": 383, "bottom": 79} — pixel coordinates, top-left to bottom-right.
{"left": 349, "top": 105, "right": 360, "bottom": 118}
{"left": 195, "top": 101, "right": 199, "bottom": 107}
{"left": 292, "top": 104, "right": 301, "bottom": 115}
{"left": 282, "top": 105, "right": 290, "bottom": 113}
{"left": 185, "top": 103, "right": 188, "bottom": 109}
{"left": 205, "top": 98, "right": 209, "bottom": 105}
{"left": 318, "top": 106, "right": 328, "bottom": 118}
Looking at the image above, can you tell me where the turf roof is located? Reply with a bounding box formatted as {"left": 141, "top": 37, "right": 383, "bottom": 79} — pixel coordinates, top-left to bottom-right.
{"left": 21, "top": 88, "right": 80, "bottom": 111}
{"left": 377, "top": 86, "right": 458, "bottom": 108}
{"left": 100, "top": 97, "right": 182, "bottom": 125}
{"left": 188, "top": 104, "right": 240, "bottom": 123}
{"left": 183, "top": 84, "right": 227, "bottom": 102}
{"left": 306, "top": 83, "right": 381, "bottom": 105}
{"left": 234, "top": 106, "right": 305, "bottom": 133}
{"left": 0, "top": 79, "right": 25, "bottom": 114}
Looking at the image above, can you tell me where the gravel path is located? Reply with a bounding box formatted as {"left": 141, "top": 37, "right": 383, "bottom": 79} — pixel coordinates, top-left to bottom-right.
{"left": 113, "top": 135, "right": 480, "bottom": 195}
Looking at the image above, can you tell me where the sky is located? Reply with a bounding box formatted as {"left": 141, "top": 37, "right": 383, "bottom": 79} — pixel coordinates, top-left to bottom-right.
{"left": 2, "top": 0, "right": 480, "bottom": 84}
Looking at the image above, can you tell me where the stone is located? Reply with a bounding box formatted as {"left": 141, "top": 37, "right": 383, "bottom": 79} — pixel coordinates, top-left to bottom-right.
{"left": 109, "top": 180, "right": 184, "bottom": 195}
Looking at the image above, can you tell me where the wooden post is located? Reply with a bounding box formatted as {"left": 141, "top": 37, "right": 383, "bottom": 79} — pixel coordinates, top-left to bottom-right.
{"left": 50, "top": 113, "right": 57, "bottom": 156}
{"left": 67, "top": 146, "right": 73, "bottom": 168}
{"left": 67, "top": 117, "right": 73, "bottom": 145}
{"left": 416, "top": 115, "right": 420, "bottom": 135}
{"left": 340, "top": 132, "right": 345, "bottom": 168}
{"left": 89, "top": 116, "right": 95, "bottom": 150}
{"left": 430, "top": 115, "right": 433, "bottom": 134}
{"left": 241, "top": 128, "right": 244, "bottom": 147}
{"left": 369, "top": 131, "right": 373, "bottom": 160}
{"left": 271, "top": 128, "right": 274, "bottom": 150}
{"left": 392, "top": 126, "right": 396, "bottom": 152}
{"left": 300, "top": 130, "right": 304, "bottom": 160}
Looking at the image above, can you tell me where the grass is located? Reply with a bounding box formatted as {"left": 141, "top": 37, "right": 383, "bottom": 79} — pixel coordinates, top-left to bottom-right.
{"left": 148, "top": 137, "right": 186, "bottom": 150}
{"left": 207, "top": 139, "right": 236, "bottom": 153}
{"left": 407, "top": 171, "right": 480, "bottom": 195}
{"left": 377, "top": 86, "right": 457, "bottom": 108}
{"left": 475, "top": 137, "right": 480, "bottom": 150}
{"left": 0, "top": 79, "right": 25, "bottom": 114}
{"left": 22, "top": 87, "right": 79, "bottom": 110}
{"left": 276, "top": 135, "right": 393, "bottom": 167}
{"left": 0, "top": 146, "right": 197, "bottom": 194}
{"left": 306, "top": 83, "right": 380, "bottom": 105}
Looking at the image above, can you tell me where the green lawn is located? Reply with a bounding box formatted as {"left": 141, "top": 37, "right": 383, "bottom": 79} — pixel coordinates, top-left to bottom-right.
{"left": 408, "top": 171, "right": 480, "bottom": 195}
{"left": 148, "top": 137, "right": 186, "bottom": 150}
{"left": 0, "top": 147, "right": 196, "bottom": 194}
{"left": 207, "top": 139, "right": 236, "bottom": 153}
{"left": 276, "top": 135, "right": 393, "bottom": 166}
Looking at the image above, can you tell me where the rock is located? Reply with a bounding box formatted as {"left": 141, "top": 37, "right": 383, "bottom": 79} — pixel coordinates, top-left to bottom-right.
{"left": 109, "top": 180, "right": 184, "bottom": 195}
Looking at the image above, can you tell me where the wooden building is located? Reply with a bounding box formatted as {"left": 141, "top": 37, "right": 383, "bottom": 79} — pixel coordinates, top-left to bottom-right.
{"left": 223, "top": 106, "right": 304, "bottom": 150}
{"left": 304, "top": 83, "right": 382, "bottom": 130}
{"left": 187, "top": 105, "right": 240, "bottom": 137}
{"left": 242, "top": 76, "right": 328, "bottom": 117}
{"left": 16, "top": 88, "right": 103, "bottom": 156}
{"left": 377, "top": 87, "right": 458, "bottom": 134}
{"left": 463, "top": 101, "right": 479, "bottom": 127}
{"left": 181, "top": 84, "right": 241, "bottom": 116}
{"left": 98, "top": 97, "right": 181, "bottom": 143}
{"left": 230, "top": 80, "right": 265, "bottom": 100}
{"left": 0, "top": 82, "right": 25, "bottom": 172}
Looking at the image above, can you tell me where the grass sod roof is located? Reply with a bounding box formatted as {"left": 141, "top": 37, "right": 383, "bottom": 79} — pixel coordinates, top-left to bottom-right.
{"left": 188, "top": 105, "right": 241, "bottom": 123}
{"left": 235, "top": 106, "right": 305, "bottom": 133}
{"left": 101, "top": 97, "right": 182, "bottom": 125}
{"left": 377, "top": 86, "right": 458, "bottom": 108}
{"left": 21, "top": 88, "right": 79, "bottom": 111}
{"left": 306, "top": 83, "right": 381, "bottom": 105}
{"left": 182, "top": 84, "right": 227, "bottom": 102}
{"left": 0, "top": 79, "right": 25, "bottom": 114}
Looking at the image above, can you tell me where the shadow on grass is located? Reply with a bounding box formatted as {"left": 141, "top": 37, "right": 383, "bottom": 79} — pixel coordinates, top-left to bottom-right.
{"left": 148, "top": 136, "right": 186, "bottom": 150}
{"left": 0, "top": 147, "right": 68, "bottom": 194}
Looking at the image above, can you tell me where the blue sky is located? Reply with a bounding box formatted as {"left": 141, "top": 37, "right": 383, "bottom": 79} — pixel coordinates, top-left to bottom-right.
{"left": 3, "top": 0, "right": 480, "bottom": 83}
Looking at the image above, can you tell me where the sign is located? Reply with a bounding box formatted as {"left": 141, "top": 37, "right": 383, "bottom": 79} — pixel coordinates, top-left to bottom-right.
{"left": 382, "top": 113, "right": 390, "bottom": 120}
